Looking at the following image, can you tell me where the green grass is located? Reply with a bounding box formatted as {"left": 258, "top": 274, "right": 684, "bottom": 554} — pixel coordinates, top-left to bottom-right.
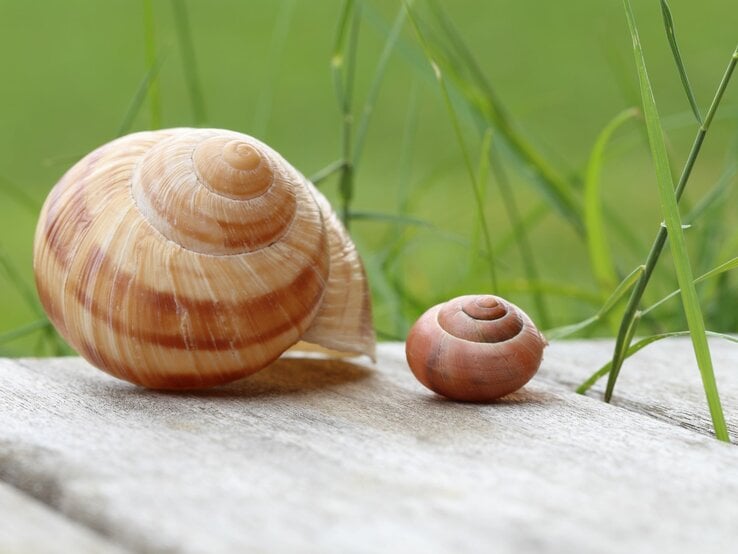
{"left": 599, "top": 15, "right": 736, "bottom": 416}
{"left": 659, "top": 0, "right": 703, "bottom": 124}
{"left": 405, "top": 0, "right": 498, "bottom": 292}
{"left": 618, "top": 0, "right": 727, "bottom": 440}
{"left": 170, "top": 0, "right": 207, "bottom": 125}
{"left": 251, "top": 0, "right": 295, "bottom": 137}
{"left": 143, "top": 0, "right": 162, "bottom": 129}
{"left": 584, "top": 107, "right": 639, "bottom": 295}
{"left": 1, "top": 1, "right": 737, "bottom": 438}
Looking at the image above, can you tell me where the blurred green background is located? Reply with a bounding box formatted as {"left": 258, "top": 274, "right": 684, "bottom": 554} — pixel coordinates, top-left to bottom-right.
{"left": 0, "top": 0, "right": 736, "bottom": 355}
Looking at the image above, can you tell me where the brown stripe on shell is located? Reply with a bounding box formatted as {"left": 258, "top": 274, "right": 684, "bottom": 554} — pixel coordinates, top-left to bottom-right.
{"left": 39, "top": 135, "right": 158, "bottom": 271}
{"left": 77, "top": 335, "right": 290, "bottom": 389}
{"left": 63, "top": 238, "right": 327, "bottom": 350}
{"left": 34, "top": 269, "right": 68, "bottom": 340}
{"left": 41, "top": 163, "right": 96, "bottom": 271}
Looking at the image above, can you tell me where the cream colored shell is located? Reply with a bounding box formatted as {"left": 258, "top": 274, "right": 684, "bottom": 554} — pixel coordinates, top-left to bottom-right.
{"left": 33, "top": 128, "right": 375, "bottom": 389}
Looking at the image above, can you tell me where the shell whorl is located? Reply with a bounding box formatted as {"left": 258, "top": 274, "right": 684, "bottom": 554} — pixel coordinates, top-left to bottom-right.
{"left": 33, "top": 128, "right": 375, "bottom": 389}
{"left": 437, "top": 295, "right": 525, "bottom": 344}
{"left": 405, "top": 295, "right": 545, "bottom": 402}
{"left": 132, "top": 130, "right": 299, "bottom": 255}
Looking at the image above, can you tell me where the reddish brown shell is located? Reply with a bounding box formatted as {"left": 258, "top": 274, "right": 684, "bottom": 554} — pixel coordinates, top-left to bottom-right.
{"left": 405, "top": 295, "right": 546, "bottom": 402}
{"left": 33, "top": 128, "right": 375, "bottom": 389}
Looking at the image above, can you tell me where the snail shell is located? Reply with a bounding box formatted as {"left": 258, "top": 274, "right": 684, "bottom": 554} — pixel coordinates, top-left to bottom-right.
{"left": 405, "top": 295, "right": 546, "bottom": 402}
{"left": 33, "top": 128, "right": 375, "bottom": 389}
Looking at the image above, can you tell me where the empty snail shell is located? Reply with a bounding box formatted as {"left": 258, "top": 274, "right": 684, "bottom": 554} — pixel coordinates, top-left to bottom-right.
{"left": 33, "top": 128, "right": 375, "bottom": 389}
{"left": 405, "top": 295, "right": 546, "bottom": 402}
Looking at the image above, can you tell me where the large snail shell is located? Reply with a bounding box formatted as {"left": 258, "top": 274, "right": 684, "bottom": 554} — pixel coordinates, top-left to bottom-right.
{"left": 33, "top": 128, "right": 375, "bottom": 389}
{"left": 405, "top": 295, "right": 545, "bottom": 402}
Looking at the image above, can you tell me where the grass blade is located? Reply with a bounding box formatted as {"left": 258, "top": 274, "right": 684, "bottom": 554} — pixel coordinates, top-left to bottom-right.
{"left": 545, "top": 264, "right": 644, "bottom": 340}
{"left": 331, "top": 0, "right": 361, "bottom": 228}
{"left": 600, "top": 266, "right": 646, "bottom": 315}
{"left": 252, "top": 0, "right": 296, "bottom": 137}
{"left": 585, "top": 107, "right": 639, "bottom": 292}
{"left": 685, "top": 162, "right": 737, "bottom": 224}
{"left": 659, "top": 0, "right": 702, "bottom": 124}
{"left": 578, "top": 330, "right": 738, "bottom": 394}
{"left": 616, "top": 0, "right": 728, "bottom": 441}
{"left": 405, "top": 0, "right": 498, "bottom": 292}
{"left": 0, "top": 247, "right": 68, "bottom": 356}
{"left": 605, "top": 41, "right": 738, "bottom": 404}
{"left": 352, "top": 4, "right": 406, "bottom": 168}
{"left": 362, "top": 1, "right": 584, "bottom": 236}
{"left": 424, "top": 1, "right": 584, "bottom": 235}
{"left": 142, "top": 0, "right": 161, "bottom": 129}
{"left": 469, "top": 128, "right": 493, "bottom": 276}
{"left": 493, "top": 201, "right": 549, "bottom": 255}
{"left": 395, "top": 77, "right": 419, "bottom": 216}
{"left": 642, "top": 255, "right": 738, "bottom": 317}
{"left": 347, "top": 210, "right": 433, "bottom": 229}
{"left": 117, "top": 55, "right": 165, "bottom": 137}
{"left": 171, "top": 0, "right": 207, "bottom": 124}
{"left": 490, "top": 135, "right": 550, "bottom": 327}
{"left": 0, "top": 319, "right": 50, "bottom": 346}
{"left": 385, "top": 78, "right": 420, "bottom": 337}
{"left": 575, "top": 252, "right": 738, "bottom": 391}
{"left": 603, "top": 207, "right": 648, "bottom": 260}
{"left": 602, "top": 41, "right": 641, "bottom": 108}
{"left": 309, "top": 159, "right": 346, "bottom": 186}
{"left": 497, "top": 280, "right": 601, "bottom": 306}
{"left": 688, "top": 161, "right": 738, "bottom": 275}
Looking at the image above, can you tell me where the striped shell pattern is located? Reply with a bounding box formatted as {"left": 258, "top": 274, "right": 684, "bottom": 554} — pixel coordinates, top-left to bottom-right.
{"left": 405, "top": 295, "right": 545, "bottom": 401}
{"left": 33, "top": 128, "right": 375, "bottom": 389}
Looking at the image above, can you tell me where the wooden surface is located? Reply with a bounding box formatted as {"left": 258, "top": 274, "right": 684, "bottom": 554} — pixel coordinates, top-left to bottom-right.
{"left": 0, "top": 481, "right": 127, "bottom": 554}
{"left": 1, "top": 339, "right": 737, "bottom": 553}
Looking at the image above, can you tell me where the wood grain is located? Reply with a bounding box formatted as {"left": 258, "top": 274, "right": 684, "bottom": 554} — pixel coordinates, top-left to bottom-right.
{"left": 542, "top": 337, "right": 738, "bottom": 437}
{"left": 0, "top": 480, "right": 128, "bottom": 554}
{"left": 0, "top": 340, "right": 737, "bottom": 553}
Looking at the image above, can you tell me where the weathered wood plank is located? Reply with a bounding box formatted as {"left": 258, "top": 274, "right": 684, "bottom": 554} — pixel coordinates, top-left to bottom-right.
{"left": 541, "top": 337, "right": 738, "bottom": 437}
{"left": 0, "top": 342, "right": 737, "bottom": 553}
{"left": 0, "top": 480, "right": 129, "bottom": 554}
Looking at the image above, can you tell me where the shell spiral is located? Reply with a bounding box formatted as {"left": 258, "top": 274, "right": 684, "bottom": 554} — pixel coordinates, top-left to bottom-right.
{"left": 405, "top": 295, "right": 546, "bottom": 401}
{"left": 33, "top": 128, "right": 375, "bottom": 389}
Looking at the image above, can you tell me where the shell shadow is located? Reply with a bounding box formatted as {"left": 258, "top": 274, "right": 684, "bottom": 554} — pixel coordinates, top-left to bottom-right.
{"left": 152, "top": 355, "right": 373, "bottom": 399}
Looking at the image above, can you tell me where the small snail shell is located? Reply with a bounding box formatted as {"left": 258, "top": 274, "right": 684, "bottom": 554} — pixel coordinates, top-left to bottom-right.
{"left": 405, "top": 295, "right": 546, "bottom": 402}
{"left": 33, "top": 128, "right": 375, "bottom": 389}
